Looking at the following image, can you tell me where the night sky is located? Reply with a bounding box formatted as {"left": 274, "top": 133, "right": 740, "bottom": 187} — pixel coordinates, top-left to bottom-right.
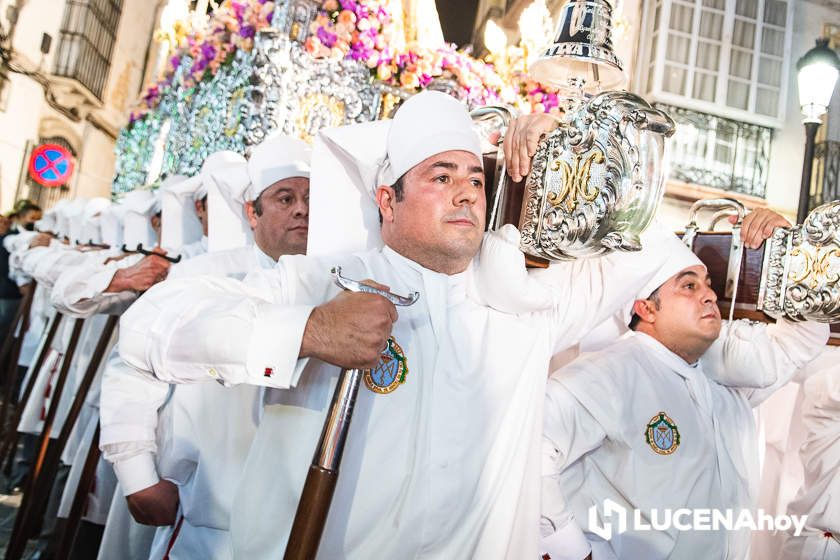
{"left": 435, "top": 0, "right": 480, "bottom": 47}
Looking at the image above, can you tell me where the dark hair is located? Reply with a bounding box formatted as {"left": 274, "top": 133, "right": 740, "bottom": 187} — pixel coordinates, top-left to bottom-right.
{"left": 378, "top": 174, "right": 406, "bottom": 225}
{"left": 9, "top": 199, "right": 41, "bottom": 218}
{"left": 628, "top": 286, "right": 661, "bottom": 330}
{"left": 253, "top": 192, "right": 264, "bottom": 217}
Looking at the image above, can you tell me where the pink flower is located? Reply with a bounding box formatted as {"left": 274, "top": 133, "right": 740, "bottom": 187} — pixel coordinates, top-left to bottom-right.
{"left": 376, "top": 63, "right": 393, "bottom": 80}
{"left": 400, "top": 70, "right": 419, "bottom": 89}
{"left": 337, "top": 9, "right": 356, "bottom": 24}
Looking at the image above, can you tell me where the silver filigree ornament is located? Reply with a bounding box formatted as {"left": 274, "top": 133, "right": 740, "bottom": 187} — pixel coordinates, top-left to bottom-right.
{"left": 518, "top": 91, "right": 675, "bottom": 261}
{"left": 758, "top": 201, "right": 840, "bottom": 322}
{"left": 245, "top": 32, "right": 379, "bottom": 148}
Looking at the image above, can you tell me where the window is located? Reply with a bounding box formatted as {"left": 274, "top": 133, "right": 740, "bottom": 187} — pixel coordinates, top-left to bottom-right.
{"left": 656, "top": 103, "right": 772, "bottom": 198}
{"left": 53, "top": 0, "right": 123, "bottom": 100}
{"left": 638, "top": 0, "right": 791, "bottom": 127}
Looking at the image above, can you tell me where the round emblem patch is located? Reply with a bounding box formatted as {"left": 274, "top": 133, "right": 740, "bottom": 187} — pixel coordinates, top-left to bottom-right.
{"left": 645, "top": 411, "right": 680, "bottom": 455}
{"left": 363, "top": 337, "right": 408, "bottom": 394}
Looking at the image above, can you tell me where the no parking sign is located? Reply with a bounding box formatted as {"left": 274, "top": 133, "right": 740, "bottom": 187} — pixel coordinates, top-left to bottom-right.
{"left": 28, "top": 144, "right": 75, "bottom": 187}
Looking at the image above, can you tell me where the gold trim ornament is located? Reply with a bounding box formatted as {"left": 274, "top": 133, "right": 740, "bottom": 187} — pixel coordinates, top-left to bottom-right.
{"left": 363, "top": 337, "right": 409, "bottom": 394}
{"left": 645, "top": 411, "right": 680, "bottom": 455}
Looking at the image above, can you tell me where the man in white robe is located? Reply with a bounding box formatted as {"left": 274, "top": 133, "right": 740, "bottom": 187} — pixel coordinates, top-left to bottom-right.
{"left": 30, "top": 186, "right": 175, "bottom": 558}
{"left": 44, "top": 168, "right": 227, "bottom": 559}
{"left": 115, "top": 91, "right": 693, "bottom": 558}
{"left": 778, "top": 348, "right": 840, "bottom": 559}
{"left": 99, "top": 137, "right": 310, "bottom": 559}
{"left": 540, "top": 243, "right": 829, "bottom": 560}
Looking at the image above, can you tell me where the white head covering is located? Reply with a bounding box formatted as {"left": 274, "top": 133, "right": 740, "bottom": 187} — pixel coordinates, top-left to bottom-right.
{"left": 308, "top": 90, "right": 482, "bottom": 257}
{"left": 246, "top": 135, "right": 311, "bottom": 201}
{"left": 378, "top": 91, "right": 482, "bottom": 186}
{"left": 624, "top": 237, "right": 704, "bottom": 323}
{"left": 121, "top": 189, "right": 160, "bottom": 249}
{"left": 76, "top": 197, "right": 111, "bottom": 245}
{"left": 159, "top": 174, "right": 196, "bottom": 252}
{"left": 99, "top": 203, "right": 126, "bottom": 248}
{"left": 206, "top": 154, "right": 251, "bottom": 253}
{"left": 55, "top": 198, "right": 87, "bottom": 241}
{"left": 35, "top": 199, "right": 67, "bottom": 234}
{"left": 35, "top": 214, "right": 55, "bottom": 234}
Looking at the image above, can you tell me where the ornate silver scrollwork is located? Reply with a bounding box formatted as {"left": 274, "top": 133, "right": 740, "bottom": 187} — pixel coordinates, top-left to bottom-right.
{"left": 759, "top": 201, "right": 840, "bottom": 322}
{"left": 518, "top": 90, "right": 675, "bottom": 261}
{"left": 244, "top": 33, "right": 379, "bottom": 148}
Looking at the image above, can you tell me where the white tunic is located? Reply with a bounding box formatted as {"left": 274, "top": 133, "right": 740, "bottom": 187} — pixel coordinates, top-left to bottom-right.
{"left": 779, "top": 348, "right": 840, "bottom": 560}
{"left": 16, "top": 246, "right": 102, "bottom": 435}
{"left": 117, "top": 230, "right": 681, "bottom": 559}
{"left": 144, "top": 246, "right": 270, "bottom": 560}
{"left": 541, "top": 320, "right": 828, "bottom": 560}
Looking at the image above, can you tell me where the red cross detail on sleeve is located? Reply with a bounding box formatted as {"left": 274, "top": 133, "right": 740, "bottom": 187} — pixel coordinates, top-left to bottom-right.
{"left": 264, "top": 367, "right": 273, "bottom": 377}
{"left": 542, "top": 555, "right": 552, "bottom": 560}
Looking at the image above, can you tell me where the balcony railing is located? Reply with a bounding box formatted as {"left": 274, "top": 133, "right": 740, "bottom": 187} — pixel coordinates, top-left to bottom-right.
{"left": 52, "top": 0, "right": 122, "bottom": 100}
{"left": 809, "top": 140, "right": 840, "bottom": 211}
{"left": 654, "top": 103, "right": 772, "bottom": 199}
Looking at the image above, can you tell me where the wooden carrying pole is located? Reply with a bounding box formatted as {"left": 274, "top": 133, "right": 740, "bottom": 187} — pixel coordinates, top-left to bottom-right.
{"left": 284, "top": 368, "right": 363, "bottom": 560}
{"left": 0, "top": 282, "right": 37, "bottom": 434}
{"left": 0, "top": 312, "right": 63, "bottom": 469}
{"left": 283, "top": 268, "right": 420, "bottom": 558}
{"left": 6, "top": 317, "right": 84, "bottom": 560}
{"left": 44, "top": 314, "right": 118, "bottom": 554}
{"left": 53, "top": 423, "right": 101, "bottom": 559}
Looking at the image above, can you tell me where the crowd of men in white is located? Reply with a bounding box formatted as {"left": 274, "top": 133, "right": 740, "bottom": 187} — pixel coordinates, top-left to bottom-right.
{"left": 1, "top": 92, "right": 838, "bottom": 559}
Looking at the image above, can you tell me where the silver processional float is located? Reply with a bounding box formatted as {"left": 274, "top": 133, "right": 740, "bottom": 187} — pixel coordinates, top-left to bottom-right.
{"left": 289, "top": 1, "right": 839, "bottom": 557}
{"left": 108, "top": 1, "right": 838, "bottom": 557}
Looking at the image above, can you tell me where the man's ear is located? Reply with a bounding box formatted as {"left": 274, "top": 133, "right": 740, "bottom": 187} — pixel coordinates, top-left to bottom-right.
{"left": 376, "top": 185, "right": 396, "bottom": 223}
{"left": 244, "top": 201, "right": 258, "bottom": 230}
{"left": 632, "top": 299, "right": 656, "bottom": 324}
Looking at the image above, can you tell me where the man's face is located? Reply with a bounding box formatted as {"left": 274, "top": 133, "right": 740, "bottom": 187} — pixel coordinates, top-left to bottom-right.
{"left": 150, "top": 213, "right": 162, "bottom": 245}
{"left": 378, "top": 150, "right": 486, "bottom": 274}
{"left": 194, "top": 197, "right": 208, "bottom": 236}
{"left": 20, "top": 209, "right": 41, "bottom": 229}
{"left": 639, "top": 265, "right": 722, "bottom": 357}
{"left": 246, "top": 177, "right": 309, "bottom": 260}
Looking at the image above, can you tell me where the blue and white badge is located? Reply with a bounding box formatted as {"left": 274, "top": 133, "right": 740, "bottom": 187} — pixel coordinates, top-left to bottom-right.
{"left": 363, "top": 337, "right": 408, "bottom": 394}
{"left": 645, "top": 411, "right": 680, "bottom": 455}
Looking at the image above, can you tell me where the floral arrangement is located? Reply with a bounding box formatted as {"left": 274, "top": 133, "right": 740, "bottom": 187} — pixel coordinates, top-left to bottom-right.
{"left": 130, "top": 0, "right": 276, "bottom": 123}
{"left": 303, "top": 0, "right": 520, "bottom": 106}
{"left": 130, "top": 0, "right": 563, "bottom": 125}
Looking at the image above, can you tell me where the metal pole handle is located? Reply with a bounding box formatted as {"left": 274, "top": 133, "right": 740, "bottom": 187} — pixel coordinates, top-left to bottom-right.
{"left": 284, "top": 267, "right": 418, "bottom": 559}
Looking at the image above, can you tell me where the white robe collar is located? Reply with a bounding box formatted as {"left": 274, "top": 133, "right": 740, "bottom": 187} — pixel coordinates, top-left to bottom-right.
{"left": 632, "top": 331, "right": 714, "bottom": 414}
{"left": 254, "top": 244, "right": 276, "bottom": 270}
{"left": 381, "top": 244, "right": 469, "bottom": 342}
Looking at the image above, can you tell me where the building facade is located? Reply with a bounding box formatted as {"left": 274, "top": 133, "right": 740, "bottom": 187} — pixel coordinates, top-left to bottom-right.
{"left": 475, "top": 0, "right": 840, "bottom": 227}
{"left": 0, "top": 0, "right": 171, "bottom": 211}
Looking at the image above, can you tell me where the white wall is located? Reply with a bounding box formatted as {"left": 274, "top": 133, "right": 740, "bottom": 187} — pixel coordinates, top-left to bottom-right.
{"left": 0, "top": 0, "right": 159, "bottom": 210}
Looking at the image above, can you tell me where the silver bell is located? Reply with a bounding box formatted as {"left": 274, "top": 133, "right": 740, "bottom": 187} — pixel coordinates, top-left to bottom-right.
{"left": 529, "top": 0, "right": 626, "bottom": 93}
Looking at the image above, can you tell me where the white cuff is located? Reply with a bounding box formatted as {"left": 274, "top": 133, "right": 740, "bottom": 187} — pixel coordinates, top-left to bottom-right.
{"left": 540, "top": 521, "right": 592, "bottom": 560}
{"left": 87, "top": 266, "right": 120, "bottom": 296}
{"left": 114, "top": 452, "right": 160, "bottom": 495}
{"left": 246, "top": 304, "right": 314, "bottom": 389}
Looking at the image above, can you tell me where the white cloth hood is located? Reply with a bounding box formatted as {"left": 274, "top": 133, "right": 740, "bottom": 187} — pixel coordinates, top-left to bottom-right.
{"left": 121, "top": 190, "right": 160, "bottom": 249}
{"left": 247, "top": 136, "right": 311, "bottom": 201}
{"left": 308, "top": 91, "right": 482, "bottom": 257}
{"left": 207, "top": 154, "right": 252, "bottom": 253}
{"left": 160, "top": 174, "right": 199, "bottom": 252}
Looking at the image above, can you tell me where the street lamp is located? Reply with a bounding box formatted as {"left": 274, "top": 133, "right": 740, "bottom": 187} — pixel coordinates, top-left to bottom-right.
{"left": 796, "top": 37, "right": 840, "bottom": 223}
